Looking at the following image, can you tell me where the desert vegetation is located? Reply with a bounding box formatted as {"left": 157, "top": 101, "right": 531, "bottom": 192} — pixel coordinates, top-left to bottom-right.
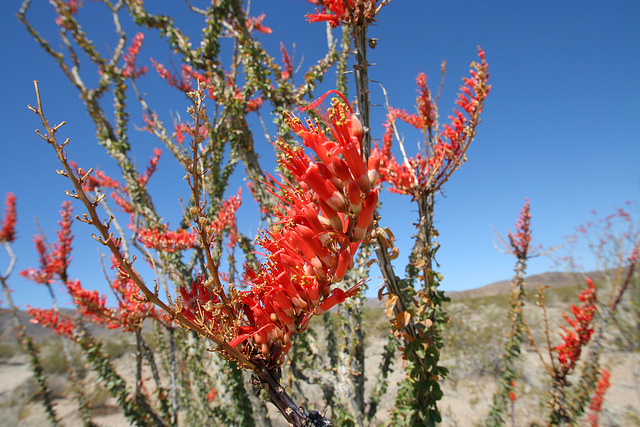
{"left": 1, "top": 1, "right": 638, "bottom": 426}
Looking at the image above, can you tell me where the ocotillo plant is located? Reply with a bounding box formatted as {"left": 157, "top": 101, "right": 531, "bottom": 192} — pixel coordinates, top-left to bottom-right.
{"left": 0, "top": 194, "right": 59, "bottom": 425}
{"left": 8, "top": 1, "right": 527, "bottom": 426}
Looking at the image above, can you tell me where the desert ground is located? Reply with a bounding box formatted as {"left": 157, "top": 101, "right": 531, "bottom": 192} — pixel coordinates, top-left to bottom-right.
{"left": 1, "top": 272, "right": 638, "bottom": 426}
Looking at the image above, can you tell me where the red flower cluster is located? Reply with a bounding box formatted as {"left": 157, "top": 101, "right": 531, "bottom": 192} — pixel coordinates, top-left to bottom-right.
{"left": 66, "top": 254, "right": 156, "bottom": 332}
{"left": 21, "top": 202, "right": 74, "bottom": 284}
{"left": 122, "top": 32, "right": 148, "bottom": 79}
{"left": 587, "top": 369, "right": 611, "bottom": 427}
{"left": 20, "top": 201, "right": 155, "bottom": 333}
{"left": 207, "top": 189, "right": 242, "bottom": 249}
{"left": 306, "top": 0, "right": 380, "bottom": 28}
{"left": 137, "top": 189, "right": 241, "bottom": 253}
{"left": 246, "top": 97, "right": 263, "bottom": 112}
{"left": 280, "top": 42, "right": 293, "bottom": 80}
{"left": 151, "top": 60, "right": 207, "bottom": 94}
{"left": 53, "top": 0, "right": 80, "bottom": 27}
{"left": 554, "top": 279, "right": 598, "bottom": 373}
{"left": 509, "top": 380, "right": 517, "bottom": 402}
{"left": 508, "top": 198, "right": 532, "bottom": 258}
{"left": 27, "top": 307, "right": 76, "bottom": 338}
{"left": 175, "top": 92, "right": 379, "bottom": 367}
{"left": 175, "top": 123, "right": 209, "bottom": 145}
{"left": 245, "top": 13, "right": 272, "bottom": 34}
{"left": 137, "top": 147, "right": 162, "bottom": 187}
{"left": 206, "top": 386, "right": 217, "bottom": 403}
{"left": 386, "top": 73, "right": 434, "bottom": 132}
{"left": 72, "top": 162, "right": 134, "bottom": 214}
{"left": 0, "top": 193, "right": 16, "bottom": 244}
{"left": 137, "top": 227, "right": 196, "bottom": 253}
{"left": 379, "top": 48, "right": 490, "bottom": 197}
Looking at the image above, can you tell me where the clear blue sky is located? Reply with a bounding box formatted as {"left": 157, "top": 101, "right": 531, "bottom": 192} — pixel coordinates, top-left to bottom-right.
{"left": 1, "top": 1, "right": 639, "bottom": 310}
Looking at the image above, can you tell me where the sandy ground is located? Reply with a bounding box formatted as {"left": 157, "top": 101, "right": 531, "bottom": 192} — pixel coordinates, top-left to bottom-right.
{"left": 1, "top": 342, "right": 638, "bottom": 426}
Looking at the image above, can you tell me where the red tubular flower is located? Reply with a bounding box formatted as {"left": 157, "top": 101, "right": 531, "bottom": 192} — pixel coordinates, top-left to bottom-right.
{"left": 508, "top": 198, "right": 532, "bottom": 258}
{"left": 280, "top": 42, "right": 293, "bottom": 80}
{"left": 178, "top": 91, "right": 379, "bottom": 368}
{"left": 587, "top": 369, "right": 610, "bottom": 427}
{"left": 175, "top": 122, "right": 209, "bottom": 145}
{"left": 66, "top": 279, "right": 114, "bottom": 328}
{"left": 246, "top": 13, "right": 272, "bottom": 34}
{"left": 378, "top": 47, "right": 490, "bottom": 197}
{"left": 0, "top": 193, "right": 17, "bottom": 243}
{"left": 137, "top": 226, "right": 197, "bottom": 253}
{"left": 151, "top": 60, "right": 212, "bottom": 94}
{"left": 206, "top": 387, "right": 217, "bottom": 403}
{"left": 50, "top": 202, "right": 74, "bottom": 281}
{"left": 306, "top": 0, "right": 379, "bottom": 28}
{"left": 67, "top": 245, "right": 156, "bottom": 332}
{"left": 509, "top": 381, "right": 517, "bottom": 403}
{"left": 27, "top": 307, "right": 76, "bottom": 338}
{"left": 20, "top": 201, "right": 74, "bottom": 283}
{"left": 122, "top": 32, "right": 148, "bottom": 79}
{"left": 554, "top": 279, "right": 598, "bottom": 374}
{"left": 138, "top": 148, "right": 162, "bottom": 187}
{"left": 53, "top": 0, "right": 80, "bottom": 27}
{"left": 247, "top": 97, "right": 263, "bottom": 112}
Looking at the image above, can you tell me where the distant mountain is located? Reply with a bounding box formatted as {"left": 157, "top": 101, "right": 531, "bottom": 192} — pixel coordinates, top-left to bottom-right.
{"left": 446, "top": 270, "right": 603, "bottom": 300}
{"left": 2, "top": 271, "right": 603, "bottom": 343}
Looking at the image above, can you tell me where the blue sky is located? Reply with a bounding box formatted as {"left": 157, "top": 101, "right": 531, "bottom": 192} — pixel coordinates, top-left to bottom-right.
{"left": 1, "top": 1, "right": 639, "bottom": 310}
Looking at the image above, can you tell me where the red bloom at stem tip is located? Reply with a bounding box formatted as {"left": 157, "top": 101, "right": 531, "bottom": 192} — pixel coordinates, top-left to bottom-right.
{"left": 508, "top": 198, "right": 532, "bottom": 259}
{"left": 27, "top": 307, "right": 76, "bottom": 338}
{"left": 378, "top": 47, "right": 490, "bottom": 197}
{"left": 176, "top": 91, "right": 379, "bottom": 368}
{"left": 246, "top": 13, "right": 272, "bottom": 34}
{"left": 122, "top": 33, "right": 148, "bottom": 79}
{"left": 20, "top": 201, "right": 74, "bottom": 284}
{"left": 554, "top": 279, "right": 597, "bottom": 374}
{"left": 306, "top": 0, "right": 380, "bottom": 28}
{"left": 588, "top": 369, "right": 610, "bottom": 427}
{"left": 0, "top": 193, "right": 17, "bottom": 244}
{"left": 53, "top": 0, "right": 80, "bottom": 28}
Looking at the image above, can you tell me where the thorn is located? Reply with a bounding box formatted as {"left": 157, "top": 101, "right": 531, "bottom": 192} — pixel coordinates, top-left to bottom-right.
{"left": 79, "top": 167, "right": 93, "bottom": 182}
{"left": 93, "top": 192, "right": 106, "bottom": 206}
{"left": 64, "top": 190, "right": 79, "bottom": 199}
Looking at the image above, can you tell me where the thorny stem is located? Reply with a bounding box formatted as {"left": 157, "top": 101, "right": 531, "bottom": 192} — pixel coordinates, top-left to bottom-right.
{"left": 1, "top": 244, "right": 59, "bottom": 426}
{"left": 352, "top": 25, "right": 371, "bottom": 159}
{"left": 41, "top": 268, "right": 94, "bottom": 424}
{"left": 527, "top": 288, "right": 556, "bottom": 376}
{"left": 348, "top": 2, "right": 427, "bottom": 371}
{"left": 29, "top": 80, "right": 322, "bottom": 427}
{"left": 28, "top": 80, "right": 256, "bottom": 371}
{"left": 168, "top": 327, "right": 178, "bottom": 424}
{"left": 185, "top": 89, "right": 234, "bottom": 317}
